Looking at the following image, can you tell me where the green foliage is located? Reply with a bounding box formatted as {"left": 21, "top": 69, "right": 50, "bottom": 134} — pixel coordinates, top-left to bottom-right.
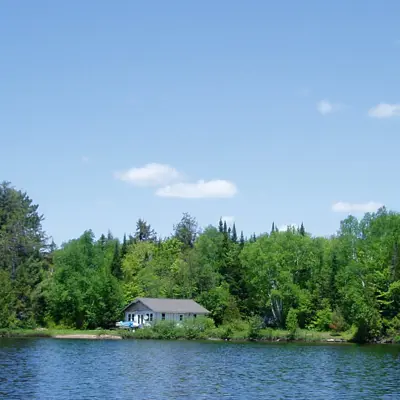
{"left": 0, "top": 270, "right": 17, "bottom": 328}
{"left": 2, "top": 181, "right": 400, "bottom": 343}
{"left": 286, "top": 308, "right": 299, "bottom": 339}
{"left": 247, "top": 315, "right": 263, "bottom": 340}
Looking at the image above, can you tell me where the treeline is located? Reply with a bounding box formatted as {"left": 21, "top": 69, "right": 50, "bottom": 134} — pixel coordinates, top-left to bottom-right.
{"left": 1, "top": 181, "right": 399, "bottom": 342}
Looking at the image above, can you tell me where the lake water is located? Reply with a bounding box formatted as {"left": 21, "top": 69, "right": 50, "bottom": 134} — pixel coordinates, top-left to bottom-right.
{"left": 0, "top": 339, "right": 399, "bottom": 399}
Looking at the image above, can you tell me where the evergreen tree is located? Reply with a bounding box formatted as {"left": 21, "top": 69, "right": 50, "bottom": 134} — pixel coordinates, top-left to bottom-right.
{"left": 299, "top": 222, "right": 305, "bottom": 236}
{"left": 271, "top": 222, "right": 275, "bottom": 234}
{"left": 239, "top": 231, "right": 245, "bottom": 248}
{"left": 121, "top": 234, "right": 128, "bottom": 259}
{"left": 110, "top": 241, "right": 122, "bottom": 279}
{"left": 98, "top": 234, "right": 106, "bottom": 250}
{"left": 173, "top": 212, "right": 198, "bottom": 248}
{"left": 231, "top": 223, "right": 238, "bottom": 243}
{"left": 223, "top": 221, "right": 228, "bottom": 235}
{"left": 135, "top": 219, "right": 157, "bottom": 242}
{"left": 218, "top": 218, "right": 224, "bottom": 233}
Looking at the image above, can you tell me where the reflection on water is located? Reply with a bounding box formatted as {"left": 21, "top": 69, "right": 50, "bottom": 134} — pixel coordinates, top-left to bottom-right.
{"left": 0, "top": 339, "right": 399, "bottom": 399}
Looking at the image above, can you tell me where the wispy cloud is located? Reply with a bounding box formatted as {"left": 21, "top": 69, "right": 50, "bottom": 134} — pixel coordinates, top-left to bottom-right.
{"left": 368, "top": 103, "right": 400, "bottom": 118}
{"left": 81, "top": 156, "right": 90, "bottom": 164}
{"left": 114, "top": 163, "right": 181, "bottom": 186}
{"left": 156, "top": 180, "right": 237, "bottom": 199}
{"left": 316, "top": 100, "right": 342, "bottom": 115}
{"left": 332, "top": 201, "right": 383, "bottom": 213}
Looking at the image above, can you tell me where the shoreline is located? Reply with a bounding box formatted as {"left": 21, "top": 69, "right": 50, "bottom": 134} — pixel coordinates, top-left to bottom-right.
{"left": 0, "top": 329, "right": 397, "bottom": 344}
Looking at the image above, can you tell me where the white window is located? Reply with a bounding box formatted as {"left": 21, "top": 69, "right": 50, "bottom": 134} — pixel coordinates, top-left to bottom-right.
{"left": 128, "top": 314, "right": 131, "bottom": 321}
{"left": 179, "top": 315, "right": 183, "bottom": 321}
{"left": 162, "top": 313, "right": 166, "bottom": 320}
{"left": 150, "top": 313, "right": 153, "bottom": 321}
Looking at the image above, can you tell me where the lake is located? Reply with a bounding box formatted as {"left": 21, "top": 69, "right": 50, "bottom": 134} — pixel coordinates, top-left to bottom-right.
{"left": 0, "top": 339, "right": 399, "bottom": 399}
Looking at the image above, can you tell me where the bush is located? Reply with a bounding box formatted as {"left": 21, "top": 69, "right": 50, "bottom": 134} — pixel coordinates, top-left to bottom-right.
{"left": 181, "top": 316, "right": 215, "bottom": 340}
{"left": 286, "top": 308, "right": 298, "bottom": 339}
{"left": 310, "top": 307, "right": 332, "bottom": 331}
{"left": 247, "top": 316, "right": 263, "bottom": 340}
{"left": 152, "top": 320, "right": 180, "bottom": 340}
{"left": 330, "top": 310, "right": 348, "bottom": 332}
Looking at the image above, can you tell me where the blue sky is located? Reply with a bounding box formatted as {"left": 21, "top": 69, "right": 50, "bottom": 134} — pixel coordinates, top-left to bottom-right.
{"left": 1, "top": 1, "right": 400, "bottom": 244}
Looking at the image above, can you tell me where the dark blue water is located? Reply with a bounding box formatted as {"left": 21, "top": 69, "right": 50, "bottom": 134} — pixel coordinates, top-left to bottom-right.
{"left": 0, "top": 339, "right": 399, "bottom": 399}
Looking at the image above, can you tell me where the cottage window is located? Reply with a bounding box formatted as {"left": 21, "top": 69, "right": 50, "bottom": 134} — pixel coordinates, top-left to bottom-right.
{"left": 193, "top": 314, "right": 197, "bottom": 318}
{"left": 162, "top": 313, "right": 166, "bottom": 320}
{"left": 128, "top": 314, "right": 131, "bottom": 321}
{"left": 150, "top": 314, "right": 153, "bottom": 322}
{"left": 179, "top": 315, "right": 183, "bottom": 321}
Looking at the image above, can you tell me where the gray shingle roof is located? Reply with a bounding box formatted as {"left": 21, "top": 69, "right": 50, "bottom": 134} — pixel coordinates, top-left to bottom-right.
{"left": 123, "top": 297, "right": 209, "bottom": 314}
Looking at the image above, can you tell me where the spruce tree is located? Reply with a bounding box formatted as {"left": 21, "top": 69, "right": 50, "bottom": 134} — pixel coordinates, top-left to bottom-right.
{"left": 299, "top": 222, "right": 305, "bottom": 236}
{"left": 121, "top": 233, "right": 128, "bottom": 259}
{"left": 110, "top": 241, "right": 122, "bottom": 279}
{"left": 239, "top": 231, "right": 245, "bottom": 248}
{"left": 231, "top": 223, "right": 238, "bottom": 243}
{"left": 218, "top": 218, "right": 224, "bottom": 233}
{"left": 271, "top": 222, "right": 275, "bottom": 234}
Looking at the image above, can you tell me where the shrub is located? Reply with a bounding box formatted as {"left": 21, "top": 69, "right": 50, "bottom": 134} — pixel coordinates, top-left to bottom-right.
{"left": 181, "top": 317, "right": 214, "bottom": 340}
{"left": 247, "top": 316, "right": 263, "bottom": 340}
{"left": 311, "top": 307, "right": 332, "bottom": 331}
{"left": 152, "top": 320, "right": 179, "bottom": 340}
{"left": 286, "top": 308, "right": 298, "bottom": 339}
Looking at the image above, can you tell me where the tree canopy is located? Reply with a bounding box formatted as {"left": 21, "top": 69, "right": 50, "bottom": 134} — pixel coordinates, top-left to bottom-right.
{"left": 1, "top": 182, "right": 400, "bottom": 342}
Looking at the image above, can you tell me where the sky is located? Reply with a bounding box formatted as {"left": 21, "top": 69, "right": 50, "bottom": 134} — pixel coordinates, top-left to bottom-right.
{"left": 1, "top": 1, "right": 400, "bottom": 245}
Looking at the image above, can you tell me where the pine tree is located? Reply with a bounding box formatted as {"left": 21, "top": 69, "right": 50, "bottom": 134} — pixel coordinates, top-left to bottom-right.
{"left": 223, "top": 221, "right": 228, "bottom": 235}
{"left": 271, "top": 222, "right": 275, "bottom": 234}
{"left": 299, "top": 222, "right": 305, "bottom": 236}
{"left": 231, "top": 223, "right": 238, "bottom": 243}
{"left": 121, "top": 234, "right": 128, "bottom": 259}
{"left": 218, "top": 218, "right": 224, "bottom": 233}
{"left": 98, "top": 234, "right": 106, "bottom": 250}
{"left": 239, "top": 231, "right": 245, "bottom": 248}
{"left": 135, "top": 219, "right": 157, "bottom": 242}
{"left": 110, "top": 241, "right": 122, "bottom": 279}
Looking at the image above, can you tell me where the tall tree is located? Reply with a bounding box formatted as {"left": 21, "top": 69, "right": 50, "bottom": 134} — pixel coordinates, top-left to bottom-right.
{"left": 110, "top": 241, "right": 122, "bottom": 279}
{"left": 218, "top": 218, "right": 224, "bottom": 233}
{"left": 135, "top": 219, "right": 157, "bottom": 242}
{"left": 231, "top": 223, "right": 238, "bottom": 243}
{"left": 173, "top": 213, "right": 198, "bottom": 248}
{"left": 299, "top": 222, "right": 305, "bottom": 236}
{"left": 239, "top": 231, "right": 245, "bottom": 248}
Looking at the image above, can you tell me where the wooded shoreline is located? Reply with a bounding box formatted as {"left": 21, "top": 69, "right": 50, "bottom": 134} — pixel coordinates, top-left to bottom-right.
{"left": 1, "top": 328, "right": 398, "bottom": 344}
{"left": 2, "top": 181, "right": 400, "bottom": 345}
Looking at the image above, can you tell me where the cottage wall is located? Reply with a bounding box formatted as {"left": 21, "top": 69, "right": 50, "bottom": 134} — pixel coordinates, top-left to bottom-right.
{"left": 124, "top": 308, "right": 206, "bottom": 323}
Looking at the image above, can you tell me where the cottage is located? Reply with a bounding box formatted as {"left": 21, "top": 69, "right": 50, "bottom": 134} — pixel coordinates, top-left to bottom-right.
{"left": 122, "top": 297, "right": 209, "bottom": 325}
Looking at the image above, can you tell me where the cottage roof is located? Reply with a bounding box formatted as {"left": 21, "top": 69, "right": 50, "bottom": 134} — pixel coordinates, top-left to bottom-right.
{"left": 123, "top": 297, "right": 209, "bottom": 314}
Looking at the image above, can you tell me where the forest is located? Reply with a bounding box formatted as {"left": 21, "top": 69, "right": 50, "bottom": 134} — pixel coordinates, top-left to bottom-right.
{"left": 0, "top": 181, "right": 399, "bottom": 343}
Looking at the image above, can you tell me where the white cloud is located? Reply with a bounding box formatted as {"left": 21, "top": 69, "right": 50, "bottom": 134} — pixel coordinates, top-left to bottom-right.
{"left": 332, "top": 201, "right": 383, "bottom": 213}
{"left": 156, "top": 180, "right": 237, "bottom": 199}
{"left": 221, "top": 216, "right": 235, "bottom": 226}
{"left": 316, "top": 100, "right": 343, "bottom": 115}
{"left": 114, "top": 163, "right": 181, "bottom": 186}
{"left": 368, "top": 103, "right": 400, "bottom": 118}
{"left": 278, "top": 223, "right": 298, "bottom": 232}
